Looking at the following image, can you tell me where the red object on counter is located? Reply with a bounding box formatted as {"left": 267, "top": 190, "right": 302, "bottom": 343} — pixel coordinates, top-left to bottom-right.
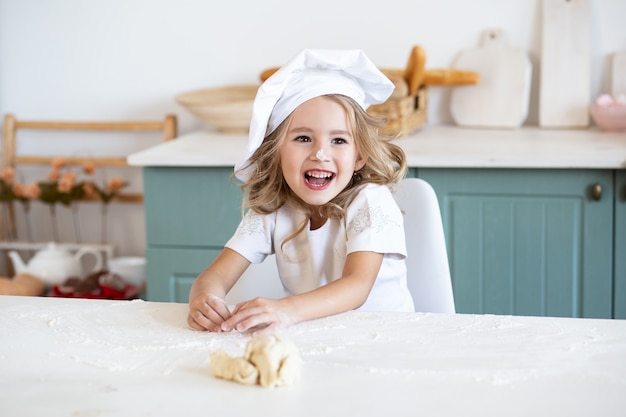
{"left": 47, "top": 271, "right": 144, "bottom": 300}
{"left": 48, "top": 283, "right": 143, "bottom": 300}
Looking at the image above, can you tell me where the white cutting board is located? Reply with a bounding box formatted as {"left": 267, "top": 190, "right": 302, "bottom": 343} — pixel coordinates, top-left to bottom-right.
{"left": 450, "top": 29, "right": 531, "bottom": 129}
{"left": 539, "top": 0, "right": 590, "bottom": 127}
{"left": 612, "top": 50, "right": 626, "bottom": 99}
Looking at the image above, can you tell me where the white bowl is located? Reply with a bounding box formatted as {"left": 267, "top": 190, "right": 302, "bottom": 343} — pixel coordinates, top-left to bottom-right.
{"left": 108, "top": 256, "right": 146, "bottom": 287}
{"left": 176, "top": 85, "right": 258, "bottom": 133}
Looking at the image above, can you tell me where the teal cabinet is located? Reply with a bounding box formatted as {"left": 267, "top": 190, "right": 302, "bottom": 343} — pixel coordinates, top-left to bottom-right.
{"left": 143, "top": 167, "right": 242, "bottom": 247}
{"left": 418, "top": 169, "right": 616, "bottom": 319}
{"left": 615, "top": 170, "right": 626, "bottom": 319}
{"left": 142, "top": 164, "right": 623, "bottom": 318}
{"left": 146, "top": 247, "right": 221, "bottom": 302}
{"left": 143, "top": 167, "right": 242, "bottom": 302}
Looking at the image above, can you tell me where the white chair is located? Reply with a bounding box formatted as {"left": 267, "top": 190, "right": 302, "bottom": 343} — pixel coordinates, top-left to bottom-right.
{"left": 394, "top": 178, "right": 456, "bottom": 313}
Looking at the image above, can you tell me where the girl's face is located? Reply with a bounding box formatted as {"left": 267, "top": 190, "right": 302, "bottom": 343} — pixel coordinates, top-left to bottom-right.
{"left": 279, "top": 96, "right": 365, "bottom": 208}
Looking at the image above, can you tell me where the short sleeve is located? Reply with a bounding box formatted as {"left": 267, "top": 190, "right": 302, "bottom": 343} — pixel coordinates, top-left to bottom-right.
{"left": 225, "top": 210, "right": 275, "bottom": 263}
{"left": 345, "top": 184, "right": 407, "bottom": 258}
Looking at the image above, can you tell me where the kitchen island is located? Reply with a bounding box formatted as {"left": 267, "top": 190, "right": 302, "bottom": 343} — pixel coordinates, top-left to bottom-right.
{"left": 128, "top": 126, "right": 626, "bottom": 318}
{"left": 1, "top": 294, "right": 625, "bottom": 417}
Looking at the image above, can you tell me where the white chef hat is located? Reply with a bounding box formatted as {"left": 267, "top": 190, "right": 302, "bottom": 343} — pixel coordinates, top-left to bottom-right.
{"left": 235, "top": 49, "right": 394, "bottom": 181}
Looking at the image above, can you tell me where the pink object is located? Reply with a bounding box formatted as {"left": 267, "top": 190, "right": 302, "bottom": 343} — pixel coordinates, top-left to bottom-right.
{"left": 595, "top": 94, "right": 615, "bottom": 106}
{"left": 590, "top": 98, "right": 626, "bottom": 132}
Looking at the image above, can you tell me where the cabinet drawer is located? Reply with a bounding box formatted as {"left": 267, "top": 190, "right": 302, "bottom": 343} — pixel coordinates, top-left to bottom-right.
{"left": 143, "top": 167, "right": 242, "bottom": 247}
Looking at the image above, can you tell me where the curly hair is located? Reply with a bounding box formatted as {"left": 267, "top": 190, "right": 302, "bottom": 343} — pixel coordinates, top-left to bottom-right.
{"left": 235, "top": 94, "right": 407, "bottom": 245}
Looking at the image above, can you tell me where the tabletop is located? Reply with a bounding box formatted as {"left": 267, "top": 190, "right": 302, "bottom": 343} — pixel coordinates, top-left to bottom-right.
{"left": 127, "top": 125, "right": 626, "bottom": 169}
{"left": 1, "top": 295, "right": 625, "bottom": 417}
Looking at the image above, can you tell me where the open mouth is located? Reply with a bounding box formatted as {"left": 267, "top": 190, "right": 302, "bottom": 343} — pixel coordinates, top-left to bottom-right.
{"left": 304, "top": 170, "right": 335, "bottom": 188}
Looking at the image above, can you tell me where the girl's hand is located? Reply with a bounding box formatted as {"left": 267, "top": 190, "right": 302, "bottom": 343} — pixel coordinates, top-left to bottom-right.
{"left": 221, "top": 297, "right": 295, "bottom": 336}
{"left": 187, "top": 294, "right": 232, "bottom": 332}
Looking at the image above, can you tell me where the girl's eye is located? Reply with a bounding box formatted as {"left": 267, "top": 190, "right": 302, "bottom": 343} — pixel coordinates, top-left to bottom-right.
{"left": 294, "top": 135, "right": 311, "bottom": 143}
{"left": 331, "top": 137, "right": 347, "bottom": 145}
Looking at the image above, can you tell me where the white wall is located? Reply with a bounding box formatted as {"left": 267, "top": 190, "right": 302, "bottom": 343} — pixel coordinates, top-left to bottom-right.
{"left": 0, "top": 0, "right": 624, "bottom": 259}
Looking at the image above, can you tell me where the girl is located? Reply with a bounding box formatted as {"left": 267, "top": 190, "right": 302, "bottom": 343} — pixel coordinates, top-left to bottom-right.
{"left": 188, "top": 49, "right": 414, "bottom": 335}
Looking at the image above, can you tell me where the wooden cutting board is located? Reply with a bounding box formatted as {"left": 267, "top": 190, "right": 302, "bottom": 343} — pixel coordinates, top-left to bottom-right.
{"left": 450, "top": 29, "right": 531, "bottom": 129}
{"left": 539, "top": 0, "right": 591, "bottom": 127}
{"left": 612, "top": 50, "right": 626, "bottom": 98}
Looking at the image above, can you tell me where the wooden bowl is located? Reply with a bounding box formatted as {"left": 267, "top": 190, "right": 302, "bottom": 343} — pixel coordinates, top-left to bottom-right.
{"left": 176, "top": 85, "right": 259, "bottom": 133}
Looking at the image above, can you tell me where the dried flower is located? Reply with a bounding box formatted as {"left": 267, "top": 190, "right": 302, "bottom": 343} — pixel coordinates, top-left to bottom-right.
{"left": 82, "top": 182, "right": 97, "bottom": 198}
{"left": 48, "top": 168, "right": 60, "bottom": 182}
{"left": 51, "top": 158, "right": 65, "bottom": 170}
{"left": 82, "top": 161, "right": 96, "bottom": 175}
{"left": 37, "top": 161, "right": 127, "bottom": 206}
{"left": 91, "top": 177, "right": 129, "bottom": 204}
{"left": 106, "top": 177, "right": 125, "bottom": 193}
{"left": 2, "top": 161, "right": 129, "bottom": 244}
{"left": 23, "top": 183, "right": 42, "bottom": 199}
{"left": 0, "top": 167, "right": 16, "bottom": 202}
{"left": 58, "top": 171, "right": 77, "bottom": 193}
{"left": 1, "top": 167, "right": 15, "bottom": 183}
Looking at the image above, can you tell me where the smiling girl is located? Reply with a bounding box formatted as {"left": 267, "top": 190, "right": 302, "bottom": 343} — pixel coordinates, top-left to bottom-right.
{"left": 188, "top": 49, "right": 414, "bottom": 335}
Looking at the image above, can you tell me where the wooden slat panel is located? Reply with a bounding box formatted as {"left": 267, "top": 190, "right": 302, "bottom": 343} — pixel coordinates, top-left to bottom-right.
{"left": 614, "top": 170, "right": 626, "bottom": 319}
{"left": 14, "top": 156, "right": 128, "bottom": 167}
{"left": 14, "top": 120, "right": 167, "bottom": 131}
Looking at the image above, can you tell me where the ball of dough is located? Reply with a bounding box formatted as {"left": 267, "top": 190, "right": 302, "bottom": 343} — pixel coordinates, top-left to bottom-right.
{"left": 209, "top": 350, "right": 258, "bottom": 385}
{"left": 244, "top": 335, "right": 301, "bottom": 388}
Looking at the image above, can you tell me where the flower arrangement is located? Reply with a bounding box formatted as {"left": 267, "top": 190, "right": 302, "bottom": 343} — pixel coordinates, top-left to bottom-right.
{"left": 0, "top": 159, "right": 128, "bottom": 243}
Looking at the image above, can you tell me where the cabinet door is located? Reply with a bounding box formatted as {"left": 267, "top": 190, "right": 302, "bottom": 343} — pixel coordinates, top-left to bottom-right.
{"left": 419, "top": 169, "right": 613, "bottom": 318}
{"left": 146, "top": 247, "right": 221, "bottom": 302}
{"left": 615, "top": 170, "right": 626, "bottom": 319}
{"left": 143, "top": 167, "right": 243, "bottom": 247}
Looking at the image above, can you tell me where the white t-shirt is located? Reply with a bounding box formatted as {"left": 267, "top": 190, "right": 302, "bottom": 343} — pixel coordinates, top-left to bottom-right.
{"left": 225, "top": 183, "right": 415, "bottom": 312}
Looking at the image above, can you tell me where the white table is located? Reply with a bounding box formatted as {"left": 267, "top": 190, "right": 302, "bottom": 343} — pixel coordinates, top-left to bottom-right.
{"left": 1, "top": 295, "right": 625, "bottom": 417}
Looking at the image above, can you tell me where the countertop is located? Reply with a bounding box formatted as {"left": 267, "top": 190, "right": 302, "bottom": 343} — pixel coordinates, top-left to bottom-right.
{"left": 127, "top": 125, "right": 626, "bottom": 169}
{"left": 2, "top": 295, "right": 625, "bottom": 417}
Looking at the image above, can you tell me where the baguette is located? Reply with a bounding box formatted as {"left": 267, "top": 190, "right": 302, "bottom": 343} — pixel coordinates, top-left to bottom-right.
{"left": 422, "top": 69, "right": 481, "bottom": 86}
{"left": 404, "top": 45, "right": 427, "bottom": 94}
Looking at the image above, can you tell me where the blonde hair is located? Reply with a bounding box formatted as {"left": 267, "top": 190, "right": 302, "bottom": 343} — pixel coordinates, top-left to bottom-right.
{"left": 236, "top": 94, "right": 407, "bottom": 244}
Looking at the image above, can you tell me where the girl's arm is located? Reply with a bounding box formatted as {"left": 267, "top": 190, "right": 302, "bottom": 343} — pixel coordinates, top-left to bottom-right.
{"left": 187, "top": 248, "right": 250, "bottom": 332}
{"left": 221, "top": 250, "right": 383, "bottom": 335}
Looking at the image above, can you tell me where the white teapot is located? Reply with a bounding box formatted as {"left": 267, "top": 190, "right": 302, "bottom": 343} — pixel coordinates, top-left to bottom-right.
{"left": 8, "top": 242, "right": 104, "bottom": 287}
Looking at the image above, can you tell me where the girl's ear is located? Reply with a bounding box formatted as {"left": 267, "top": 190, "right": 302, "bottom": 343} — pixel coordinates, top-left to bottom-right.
{"left": 354, "top": 155, "right": 366, "bottom": 172}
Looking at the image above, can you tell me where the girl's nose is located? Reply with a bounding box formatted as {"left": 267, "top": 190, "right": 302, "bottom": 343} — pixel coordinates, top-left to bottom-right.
{"left": 314, "top": 148, "right": 330, "bottom": 162}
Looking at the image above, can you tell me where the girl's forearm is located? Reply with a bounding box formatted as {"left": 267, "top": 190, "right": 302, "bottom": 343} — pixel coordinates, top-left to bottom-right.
{"left": 283, "top": 251, "right": 383, "bottom": 323}
{"left": 282, "top": 276, "right": 371, "bottom": 323}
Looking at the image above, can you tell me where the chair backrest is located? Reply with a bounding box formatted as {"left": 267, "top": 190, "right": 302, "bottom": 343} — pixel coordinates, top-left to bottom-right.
{"left": 394, "top": 178, "right": 456, "bottom": 313}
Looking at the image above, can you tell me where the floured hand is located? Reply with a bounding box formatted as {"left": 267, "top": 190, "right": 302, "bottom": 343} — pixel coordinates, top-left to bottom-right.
{"left": 220, "top": 297, "right": 295, "bottom": 336}
{"left": 188, "top": 294, "right": 231, "bottom": 332}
